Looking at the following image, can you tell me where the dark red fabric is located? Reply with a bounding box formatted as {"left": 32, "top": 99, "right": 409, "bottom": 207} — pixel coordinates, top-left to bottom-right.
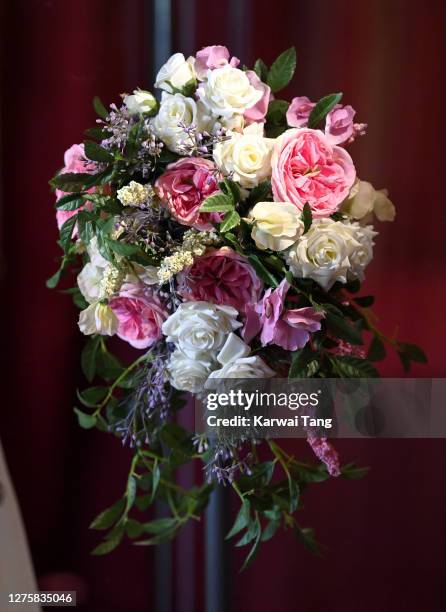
{"left": 1, "top": 0, "right": 446, "bottom": 611}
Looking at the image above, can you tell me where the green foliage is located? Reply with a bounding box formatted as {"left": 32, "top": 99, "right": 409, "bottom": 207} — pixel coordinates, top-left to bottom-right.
{"left": 308, "top": 93, "right": 343, "bottom": 129}
{"left": 199, "top": 192, "right": 234, "bottom": 213}
{"left": 253, "top": 58, "right": 268, "bottom": 81}
{"left": 93, "top": 96, "right": 108, "bottom": 119}
{"left": 267, "top": 47, "right": 297, "bottom": 93}
{"left": 265, "top": 99, "right": 289, "bottom": 137}
{"left": 84, "top": 140, "right": 114, "bottom": 163}
{"left": 219, "top": 210, "right": 241, "bottom": 233}
{"left": 301, "top": 202, "right": 313, "bottom": 234}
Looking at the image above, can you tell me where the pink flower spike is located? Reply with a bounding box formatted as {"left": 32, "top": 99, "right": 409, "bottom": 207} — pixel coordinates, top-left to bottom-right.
{"left": 307, "top": 435, "right": 341, "bottom": 477}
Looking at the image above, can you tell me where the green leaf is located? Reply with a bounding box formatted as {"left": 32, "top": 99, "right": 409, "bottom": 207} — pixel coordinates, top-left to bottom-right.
{"left": 367, "top": 336, "right": 386, "bottom": 362}
{"left": 93, "top": 95, "right": 108, "bottom": 119}
{"left": 353, "top": 295, "right": 374, "bottom": 308}
{"left": 240, "top": 517, "right": 262, "bottom": 571}
{"left": 301, "top": 202, "right": 312, "bottom": 234}
{"left": 105, "top": 238, "right": 140, "bottom": 256}
{"left": 74, "top": 407, "right": 97, "bottom": 429}
{"left": 266, "top": 99, "right": 289, "bottom": 124}
{"left": 248, "top": 254, "right": 278, "bottom": 287}
{"left": 219, "top": 178, "right": 241, "bottom": 205}
{"left": 247, "top": 180, "right": 272, "bottom": 205}
{"left": 199, "top": 192, "right": 234, "bottom": 213}
{"left": 126, "top": 519, "right": 145, "bottom": 539}
{"left": 84, "top": 140, "right": 114, "bottom": 163}
{"left": 55, "top": 192, "right": 85, "bottom": 211}
{"left": 253, "top": 58, "right": 268, "bottom": 81}
{"left": 340, "top": 463, "right": 369, "bottom": 480}
{"left": 124, "top": 475, "right": 137, "bottom": 516}
{"left": 96, "top": 348, "right": 124, "bottom": 380}
{"left": 294, "top": 524, "right": 322, "bottom": 556}
{"left": 398, "top": 343, "right": 427, "bottom": 364}
{"left": 288, "top": 478, "right": 299, "bottom": 513}
{"left": 77, "top": 386, "right": 108, "bottom": 408}
{"left": 289, "top": 346, "right": 318, "bottom": 379}
{"left": 50, "top": 171, "right": 95, "bottom": 192}
{"left": 81, "top": 336, "right": 101, "bottom": 382}
{"left": 308, "top": 93, "right": 343, "bottom": 129}
{"left": 90, "top": 499, "right": 125, "bottom": 530}
{"left": 220, "top": 210, "right": 241, "bottom": 233}
{"left": 150, "top": 461, "right": 161, "bottom": 503}
{"left": 143, "top": 517, "right": 178, "bottom": 534}
{"left": 325, "top": 312, "right": 364, "bottom": 345}
{"left": 59, "top": 215, "right": 77, "bottom": 252}
{"left": 91, "top": 527, "right": 124, "bottom": 555}
{"left": 46, "top": 268, "right": 62, "bottom": 289}
{"left": 329, "top": 355, "right": 379, "bottom": 378}
{"left": 226, "top": 500, "right": 251, "bottom": 540}
{"left": 261, "top": 520, "right": 279, "bottom": 542}
{"left": 267, "top": 47, "right": 297, "bottom": 93}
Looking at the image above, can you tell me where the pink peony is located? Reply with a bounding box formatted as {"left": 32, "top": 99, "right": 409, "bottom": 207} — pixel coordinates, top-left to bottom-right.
{"left": 243, "top": 279, "right": 323, "bottom": 351}
{"left": 179, "top": 247, "right": 263, "bottom": 312}
{"left": 55, "top": 143, "right": 96, "bottom": 230}
{"left": 155, "top": 158, "right": 221, "bottom": 230}
{"left": 194, "top": 45, "right": 240, "bottom": 79}
{"left": 271, "top": 128, "right": 356, "bottom": 218}
{"left": 325, "top": 104, "right": 356, "bottom": 145}
{"left": 286, "top": 96, "right": 315, "bottom": 128}
{"left": 109, "top": 284, "right": 168, "bottom": 350}
{"left": 243, "top": 70, "right": 271, "bottom": 124}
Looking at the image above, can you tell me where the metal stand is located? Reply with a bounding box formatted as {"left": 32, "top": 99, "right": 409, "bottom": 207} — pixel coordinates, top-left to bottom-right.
{"left": 205, "top": 485, "right": 231, "bottom": 612}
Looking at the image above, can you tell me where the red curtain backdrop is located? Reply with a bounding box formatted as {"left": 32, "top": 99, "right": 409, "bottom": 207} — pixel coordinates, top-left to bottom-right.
{"left": 1, "top": 1, "right": 446, "bottom": 611}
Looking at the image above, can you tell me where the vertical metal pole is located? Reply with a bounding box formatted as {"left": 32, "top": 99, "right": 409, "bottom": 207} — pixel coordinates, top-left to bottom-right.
{"left": 205, "top": 485, "right": 231, "bottom": 612}
{"left": 152, "top": 2, "right": 173, "bottom": 612}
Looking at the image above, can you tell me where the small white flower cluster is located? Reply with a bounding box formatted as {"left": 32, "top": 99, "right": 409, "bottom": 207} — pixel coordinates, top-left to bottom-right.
{"left": 117, "top": 181, "right": 155, "bottom": 207}
{"left": 162, "top": 302, "right": 274, "bottom": 393}
{"left": 157, "top": 229, "right": 220, "bottom": 283}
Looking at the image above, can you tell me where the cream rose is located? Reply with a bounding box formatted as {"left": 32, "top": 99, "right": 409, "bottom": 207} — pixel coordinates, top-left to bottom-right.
{"left": 213, "top": 123, "right": 274, "bottom": 188}
{"left": 197, "top": 65, "right": 263, "bottom": 119}
{"left": 154, "top": 53, "right": 196, "bottom": 94}
{"left": 344, "top": 222, "right": 377, "bottom": 281}
{"left": 151, "top": 93, "right": 200, "bottom": 153}
{"left": 124, "top": 89, "right": 157, "bottom": 115}
{"left": 78, "top": 302, "right": 118, "bottom": 336}
{"left": 342, "top": 179, "right": 396, "bottom": 222}
{"left": 167, "top": 349, "right": 214, "bottom": 393}
{"left": 248, "top": 201, "right": 303, "bottom": 251}
{"left": 77, "top": 237, "right": 110, "bottom": 303}
{"left": 162, "top": 301, "right": 242, "bottom": 360}
{"left": 207, "top": 355, "right": 275, "bottom": 380}
{"left": 285, "top": 218, "right": 360, "bottom": 290}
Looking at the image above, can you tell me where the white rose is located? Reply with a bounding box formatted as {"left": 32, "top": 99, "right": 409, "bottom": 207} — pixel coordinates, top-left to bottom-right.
{"left": 124, "top": 89, "right": 157, "bottom": 115}
{"left": 197, "top": 65, "right": 262, "bottom": 119}
{"left": 285, "top": 218, "right": 360, "bottom": 290}
{"left": 162, "top": 301, "right": 242, "bottom": 359}
{"left": 151, "top": 93, "right": 200, "bottom": 153}
{"left": 207, "top": 355, "right": 275, "bottom": 380}
{"left": 213, "top": 123, "right": 274, "bottom": 188}
{"left": 155, "top": 53, "right": 196, "bottom": 94}
{"left": 167, "top": 349, "right": 214, "bottom": 393}
{"left": 78, "top": 302, "right": 118, "bottom": 336}
{"left": 127, "top": 264, "right": 160, "bottom": 286}
{"left": 342, "top": 179, "right": 396, "bottom": 223}
{"left": 87, "top": 236, "right": 109, "bottom": 268}
{"left": 344, "top": 222, "right": 377, "bottom": 281}
{"left": 249, "top": 201, "right": 303, "bottom": 251}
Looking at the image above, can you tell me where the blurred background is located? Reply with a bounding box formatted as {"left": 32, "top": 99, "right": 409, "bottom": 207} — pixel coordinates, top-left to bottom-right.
{"left": 1, "top": 0, "right": 446, "bottom": 610}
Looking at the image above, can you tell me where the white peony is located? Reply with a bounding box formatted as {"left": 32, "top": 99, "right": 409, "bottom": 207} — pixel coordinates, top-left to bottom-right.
{"left": 248, "top": 201, "right": 303, "bottom": 251}
{"left": 197, "top": 65, "right": 262, "bottom": 119}
{"left": 285, "top": 218, "right": 360, "bottom": 290}
{"left": 167, "top": 349, "right": 214, "bottom": 393}
{"left": 342, "top": 179, "right": 396, "bottom": 223}
{"left": 124, "top": 89, "right": 157, "bottom": 115}
{"left": 151, "top": 93, "right": 201, "bottom": 153}
{"left": 78, "top": 302, "right": 118, "bottom": 336}
{"left": 162, "top": 301, "right": 242, "bottom": 360}
{"left": 213, "top": 123, "right": 274, "bottom": 188}
{"left": 154, "top": 53, "right": 196, "bottom": 94}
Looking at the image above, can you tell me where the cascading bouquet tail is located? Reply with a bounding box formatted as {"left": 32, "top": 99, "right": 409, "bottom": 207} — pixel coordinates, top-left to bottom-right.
{"left": 48, "top": 45, "right": 426, "bottom": 566}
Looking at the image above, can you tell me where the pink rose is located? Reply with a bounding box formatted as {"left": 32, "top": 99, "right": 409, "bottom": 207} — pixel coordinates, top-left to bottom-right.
{"left": 55, "top": 143, "right": 96, "bottom": 230}
{"left": 271, "top": 128, "right": 356, "bottom": 218}
{"left": 155, "top": 158, "right": 221, "bottom": 230}
{"left": 243, "top": 280, "right": 323, "bottom": 351}
{"left": 243, "top": 71, "right": 271, "bottom": 124}
{"left": 179, "top": 247, "right": 263, "bottom": 312}
{"left": 286, "top": 96, "right": 315, "bottom": 128}
{"left": 109, "top": 284, "right": 168, "bottom": 350}
{"left": 325, "top": 104, "right": 356, "bottom": 145}
{"left": 194, "top": 45, "right": 240, "bottom": 79}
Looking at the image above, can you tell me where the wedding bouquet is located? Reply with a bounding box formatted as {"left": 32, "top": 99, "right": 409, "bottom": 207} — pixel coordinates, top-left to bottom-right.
{"left": 48, "top": 45, "right": 426, "bottom": 566}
